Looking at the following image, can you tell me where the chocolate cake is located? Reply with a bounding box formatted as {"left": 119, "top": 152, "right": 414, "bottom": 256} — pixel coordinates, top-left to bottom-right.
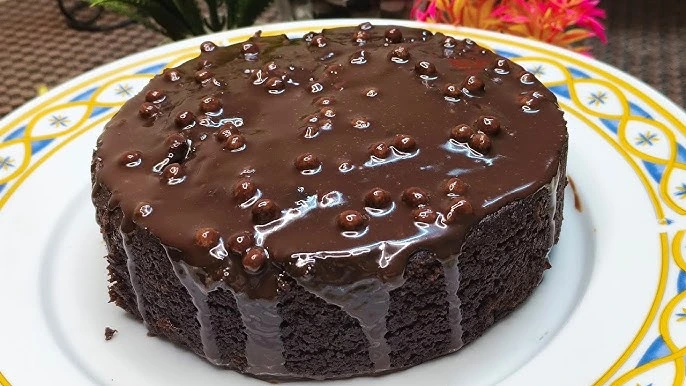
{"left": 91, "top": 23, "right": 567, "bottom": 381}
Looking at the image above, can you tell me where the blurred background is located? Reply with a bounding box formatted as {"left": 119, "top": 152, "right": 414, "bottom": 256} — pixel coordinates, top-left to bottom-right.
{"left": 0, "top": 0, "right": 682, "bottom": 118}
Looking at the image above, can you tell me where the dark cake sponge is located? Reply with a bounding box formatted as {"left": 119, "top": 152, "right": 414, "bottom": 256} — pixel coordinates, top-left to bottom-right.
{"left": 92, "top": 161, "right": 565, "bottom": 380}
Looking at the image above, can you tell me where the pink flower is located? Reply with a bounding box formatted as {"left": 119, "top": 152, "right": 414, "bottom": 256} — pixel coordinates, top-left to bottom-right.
{"left": 411, "top": 0, "right": 438, "bottom": 22}
{"left": 411, "top": 0, "right": 607, "bottom": 54}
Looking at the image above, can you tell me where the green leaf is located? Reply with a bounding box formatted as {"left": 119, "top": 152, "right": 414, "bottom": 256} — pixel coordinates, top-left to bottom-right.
{"left": 203, "top": 0, "right": 227, "bottom": 31}
{"left": 225, "top": 0, "right": 238, "bottom": 28}
{"left": 87, "top": 0, "right": 165, "bottom": 35}
{"left": 141, "top": 2, "right": 195, "bottom": 40}
{"left": 234, "top": 0, "right": 272, "bottom": 27}
{"left": 170, "top": 0, "right": 206, "bottom": 35}
{"left": 87, "top": 0, "right": 273, "bottom": 40}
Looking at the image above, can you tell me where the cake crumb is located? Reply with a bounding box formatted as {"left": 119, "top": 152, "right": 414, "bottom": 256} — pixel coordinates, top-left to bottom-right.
{"left": 104, "top": 327, "right": 118, "bottom": 341}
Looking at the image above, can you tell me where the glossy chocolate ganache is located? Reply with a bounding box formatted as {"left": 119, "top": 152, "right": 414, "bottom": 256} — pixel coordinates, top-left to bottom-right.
{"left": 92, "top": 23, "right": 567, "bottom": 380}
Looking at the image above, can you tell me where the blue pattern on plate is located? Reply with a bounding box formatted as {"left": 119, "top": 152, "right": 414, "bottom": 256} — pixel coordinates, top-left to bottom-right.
{"left": 70, "top": 88, "right": 96, "bottom": 102}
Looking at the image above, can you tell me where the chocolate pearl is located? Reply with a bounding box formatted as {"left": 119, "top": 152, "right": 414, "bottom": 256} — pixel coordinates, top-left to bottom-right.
{"left": 196, "top": 59, "right": 212, "bottom": 70}
{"left": 338, "top": 160, "right": 354, "bottom": 173}
{"left": 166, "top": 133, "right": 188, "bottom": 163}
{"left": 194, "top": 228, "right": 220, "bottom": 249}
{"left": 265, "top": 77, "right": 285, "bottom": 94}
{"left": 389, "top": 46, "right": 410, "bottom": 63}
{"left": 232, "top": 179, "right": 257, "bottom": 202}
{"left": 200, "top": 41, "right": 217, "bottom": 53}
{"left": 200, "top": 96, "right": 221, "bottom": 112}
{"left": 145, "top": 90, "right": 165, "bottom": 103}
{"left": 249, "top": 69, "right": 267, "bottom": 85}
{"left": 350, "top": 50, "right": 369, "bottom": 65}
{"left": 161, "top": 163, "right": 185, "bottom": 184}
{"left": 302, "top": 114, "right": 318, "bottom": 124}
{"left": 442, "top": 36, "right": 457, "bottom": 48}
{"left": 215, "top": 123, "right": 239, "bottom": 141}
{"left": 450, "top": 124, "right": 474, "bottom": 142}
{"left": 262, "top": 61, "right": 279, "bottom": 75}
{"left": 318, "top": 118, "right": 333, "bottom": 130}
{"left": 443, "top": 83, "right": 461, "bottom": 100}
{"left": 415, "top": 61, "right": 437, "bottom": 79}
{"left": 462, "top": 75, "right": 485, "bottom": 95}
{"left": 364, "top": 188, "right": 392, "bottom": 208}
{"left": 241, "top": 42, "right": 259, "bottom": 59}
{"left": 314, "top": 96, "right": 335, "bottom": 106}
{"left": 352, "top": 117, "right": 371, "bottom": 129}
{"left": 243, "top": 247, "right": 268, "bottom": 273}
{"left": 393, "top": 134, "right": 417, "bottom": 152}
{"left": 337, "top": 210, "right": 368, "bottom": 231}
{"left": 412, "top": 207, "right": 438, "bottom": 223}
{"left": 309, "top": 82, "right": 324, "bottom": 93}
{"left": 135, "top": 202, "right": 153, "bottom": 218}
{"left": 119, "top": 151, "right": 142, "bottom": 168}
{"left": 163, "top": 69, "right": 181, "bottom": 82}
{"left": 492, "top": 57, "right": 510, "bottom": 74}
{"left": 402, "top": 187, "right": 430, "bottom": 207}
{"left": 175, "top": 111, "right": 195, "bottom": 128}
{"left": 369, "top": 142, "right": 390, "bottom": 158}
{"left": 352, "top": 30, "right": 370, "bottom": 45}
{"left": 445, "top": 197, "right": 474, "bottom": 223}
{"left": 385, "top": 27, "right": 403, "bottom": 43}
{"left": 469, "top": 132, "right": 491, "bottom": 153}
{"left": 303, "top": 31, "right": 316, "bottom": 42}
{"left": 358, "top": 21, "right": 373, "bottom": 31}
{"left": 518, "top": 91, "right": 545, "bottom": 111}
{"left": 197, "top": 114, "right": 212, "bottom": 127}
{"left": 224, "top": 134, "right": 246, "bottom": 151}
{"left": 309, "top": 35, "right": 327, "bottom": 48}
{"left": 324, "top": 63, "right": 343, "bottom": 76}
{"left": 421, "top": 30, "right": 433, "bottom": 41}
{"left": 228, "top": 231, "right": 254, "bottom": 255}
{"left": 443, "top": 177, "right": 468, "bottom": 195}
{"left": 475, "top": 116, "right": 501, "bottom": 136}
{"left": 301, "top": 125, "right": 319, "bottom": 139}
{"left": 252, "top": 199, "right": 280, "bottom": 224}
{"left": 294, "top": 153, "right": 321, "bottom": 171}
{"left": 195, "top": 69, "right": 214, "bottom": 84}
{"left": 365, "top": 88, "right": 379, "bottom": 98}
{"left": 138, "top": 102, "right": 158, "bottom": 118}
{"left": 520, "top": 72, "right": 535, "bottom": 84}
{"left": 320, "top": 107, "right": 336, "bottom": 118}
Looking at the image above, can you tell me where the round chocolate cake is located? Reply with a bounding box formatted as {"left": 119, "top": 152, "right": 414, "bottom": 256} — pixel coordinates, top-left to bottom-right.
{"left": 91, "top": 23, "right": 567, "bottom": 381}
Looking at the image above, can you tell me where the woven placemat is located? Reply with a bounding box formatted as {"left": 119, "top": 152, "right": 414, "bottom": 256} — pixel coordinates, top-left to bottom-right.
{"left": 0, "top": 0, "right": 683, "bottom": 119}
{"left": 0, "top": 0, "right": 164, "bottom": 117}
{"left": 589, "top": 0, "right": 684, "bottom": 108}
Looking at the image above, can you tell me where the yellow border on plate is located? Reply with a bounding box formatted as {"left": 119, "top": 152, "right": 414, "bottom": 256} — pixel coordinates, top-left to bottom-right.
{"left": 558, "top": 102, "right": 670, "bottom": 385}
{"left": 0, "top": 371, "right": 10, "bottom": 386}
{"left": 0, "top": 23, "right": 682, "bottom": 385}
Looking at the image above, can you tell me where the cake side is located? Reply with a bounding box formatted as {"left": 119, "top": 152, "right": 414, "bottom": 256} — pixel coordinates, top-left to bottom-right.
{"left": 92, "top": 148, "right": 565, "bottom": 381}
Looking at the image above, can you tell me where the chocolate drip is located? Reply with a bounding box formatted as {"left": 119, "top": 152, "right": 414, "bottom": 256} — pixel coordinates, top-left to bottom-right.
{"left": 120, "top": 229, "right": 150, "bottom": 328}
{"left": 548, "top": 167, "right": 562, "bottom": 248}
{"left": 441, "top": 256, "right": 463, "bottom": 349}
{"left": 167, "top": 252, "right": 222, "bottom": 364}
{"left": 233, "top": 292, "right": 287, "bottom": 375}
{"left": 295, "top": 277, "right": 401, "bottom": 371}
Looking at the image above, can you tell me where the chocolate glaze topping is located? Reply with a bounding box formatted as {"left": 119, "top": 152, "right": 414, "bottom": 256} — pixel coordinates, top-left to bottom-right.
{"left": 93, "top": 24, "right": 567, "bottom": 375}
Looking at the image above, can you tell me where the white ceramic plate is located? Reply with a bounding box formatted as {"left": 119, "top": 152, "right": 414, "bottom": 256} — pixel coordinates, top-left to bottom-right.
{"left": 1, "top": 19, "right": 685, "bottom": 386}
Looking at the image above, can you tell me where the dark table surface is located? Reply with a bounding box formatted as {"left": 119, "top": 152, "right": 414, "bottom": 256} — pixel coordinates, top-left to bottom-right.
{"left": 0, "top": 0, "right": 683, "bottom": 119}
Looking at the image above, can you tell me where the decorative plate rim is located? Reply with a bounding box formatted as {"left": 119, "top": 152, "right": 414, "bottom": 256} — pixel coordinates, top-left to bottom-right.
{"left": 1, "top": 19, "right": 685, "bottom": 386}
